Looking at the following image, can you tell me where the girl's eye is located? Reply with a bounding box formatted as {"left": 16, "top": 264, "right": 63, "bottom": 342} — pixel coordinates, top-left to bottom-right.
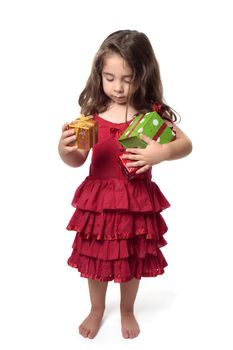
{"left": 103, "top": 74, "right": 114, "bottom": 82}
{"left": 103, "top": 74, "right": 132, "bottom": 83}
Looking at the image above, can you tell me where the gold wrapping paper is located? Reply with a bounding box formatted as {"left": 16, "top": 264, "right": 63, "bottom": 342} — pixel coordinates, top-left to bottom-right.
{"left": 68, "top": 115, "right": 98, "bottom": 150}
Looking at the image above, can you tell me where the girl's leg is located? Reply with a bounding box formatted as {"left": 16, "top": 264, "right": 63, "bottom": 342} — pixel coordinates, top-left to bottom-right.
{"left": 120, "top": 278, "right": 140, "bottom": 339}
{"left": 79, "top": 279, "right": 108, "bottom": 339}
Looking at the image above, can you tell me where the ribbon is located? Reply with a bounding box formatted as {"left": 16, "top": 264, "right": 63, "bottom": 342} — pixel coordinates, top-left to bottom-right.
{"left": 151, "top": 103, "right": 166, "bottom": 116}
{"left": 69, "top": 115, "right": 98, "bottom": 149}
{"left": 110, "top": 127, "right": 122, "bottom": 138}
{"left": 71, "top": 115, "right": 96, "bottom": 129}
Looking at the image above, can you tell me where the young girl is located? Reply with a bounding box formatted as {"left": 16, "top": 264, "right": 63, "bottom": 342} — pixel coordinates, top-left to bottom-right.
{"left": 58, "top": 30, "right": 192, "bottom": 339}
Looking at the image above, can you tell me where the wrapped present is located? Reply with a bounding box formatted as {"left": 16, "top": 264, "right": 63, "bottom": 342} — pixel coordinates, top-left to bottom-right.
{"left": 118, "top": 111, "right": 176, "bottom": 180}
{"left": 118, "top": 152, "right": 140, "bottom": 180}
{"left": 68, "top": 115, "right": 98, "bottom": 150}
{"left": 118, "top": 111, "right": 175, "bottom": 148}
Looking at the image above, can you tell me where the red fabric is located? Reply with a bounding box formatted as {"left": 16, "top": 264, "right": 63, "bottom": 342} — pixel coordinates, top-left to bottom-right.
{"left": 118, "top": 152, "right": 140, "bottom": 180}
{"left": 67, "top": 113, "right": 170, "bottom": 282}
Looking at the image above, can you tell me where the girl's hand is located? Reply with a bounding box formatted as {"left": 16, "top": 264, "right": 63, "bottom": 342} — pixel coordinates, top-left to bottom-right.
{"left": 58, "top": 123, "right": 90, "bottom": 167}
{"left": 58, "top": 123, "right": 77, "bottom": 156}
{"left": 122, "top": 134, "right": 168, "bottom": 174}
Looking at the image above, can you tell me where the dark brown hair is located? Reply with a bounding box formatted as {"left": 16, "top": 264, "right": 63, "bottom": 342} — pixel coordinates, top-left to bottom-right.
{"left": 79, "top": 30, "right": 178, "bottom": 122}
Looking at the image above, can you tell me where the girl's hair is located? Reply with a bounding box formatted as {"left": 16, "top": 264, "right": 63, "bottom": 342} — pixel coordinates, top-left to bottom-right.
{"left": 79, "top": 30, "right": 178, "bottom": 122}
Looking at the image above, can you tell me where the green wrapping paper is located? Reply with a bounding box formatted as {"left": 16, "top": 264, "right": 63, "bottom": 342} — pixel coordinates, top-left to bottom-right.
{"left": 118, "top": 111, "right": 175, "bottom": 148}
{"left": 118, "top": 111, "right": 176, "bottom": 180}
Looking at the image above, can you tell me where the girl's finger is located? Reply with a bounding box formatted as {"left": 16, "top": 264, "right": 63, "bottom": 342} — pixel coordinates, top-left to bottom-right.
{"left": 125, "top": 148, "right": 142, "bottom": 154}
{"left": 65, "top": 145, "right": 77, "bottom": 153}
{"left": 62, "top": 128, "right": 76, "bottom": 139}
{"left": 140, "top": 134, "right": 152, "bottom": 144}
{"left": 126, "top": 160, "right": 146, "bottom": 167}
{"left": 123, "top": 153, "right": 140, "bottom": 160}
{"left": 62, "top": 123, "right": 69, "bottom": 132}
{"left": 135, "top": 163, "right": 151, "bottom": 174}
{"left": 64, "top": 134, "right": 77, "bottom": 146}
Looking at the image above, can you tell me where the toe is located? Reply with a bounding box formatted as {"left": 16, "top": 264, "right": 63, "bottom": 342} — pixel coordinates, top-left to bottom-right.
{"left": 78, "top": 325, "right": 83, "bottom": 335}
{"left": 122, "top": 330, "right": 129, "bottom": 339}
{"left": 88, "top": 330, "right": 96, "bottom": 339}
{"left": 79, "top": 325, "right": 89, "bottom": 338}
{"left": 129, "top": 330, "right": 134, "bottom": 338}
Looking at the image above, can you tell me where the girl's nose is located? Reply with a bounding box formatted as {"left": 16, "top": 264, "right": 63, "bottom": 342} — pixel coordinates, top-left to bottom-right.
{"left": 113, "top": 80, "right": 123, "bottom": 93}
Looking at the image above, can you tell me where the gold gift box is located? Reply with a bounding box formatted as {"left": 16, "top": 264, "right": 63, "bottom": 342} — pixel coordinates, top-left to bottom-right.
{"left": 68, "top": 115, "right": 98, "bottom": 150}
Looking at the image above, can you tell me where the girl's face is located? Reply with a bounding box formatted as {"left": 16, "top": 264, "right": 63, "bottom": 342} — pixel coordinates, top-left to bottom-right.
{"left": 101, "top": 53, "right": 134, "bottom": 105}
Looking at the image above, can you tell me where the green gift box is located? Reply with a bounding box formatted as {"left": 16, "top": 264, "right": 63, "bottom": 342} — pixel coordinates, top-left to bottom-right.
{"left": 118, "top": 111, "right": 176, "bottom": 148}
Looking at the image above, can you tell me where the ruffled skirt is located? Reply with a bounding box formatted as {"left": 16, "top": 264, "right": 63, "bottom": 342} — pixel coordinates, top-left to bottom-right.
{"left": 67, "top": 177, "right": 170, "bottom": 283}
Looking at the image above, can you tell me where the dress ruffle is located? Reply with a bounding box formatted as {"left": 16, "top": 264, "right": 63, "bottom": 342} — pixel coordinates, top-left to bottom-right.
{"left": 68, "top": 234, "right": 167, "bottom": 282}
{"left": 70, "top": 177, "right": 170, "bottom": 213}
{"left": 67, "top": 208, "right": 168, "bottom": 240}
{"left": 67, "top": 177, "right": 169, "bottom": 282}
{"left": 68, "top": 251, "right": 167, "bottom": 283}
{"left": 69, "top": 235, "right": 167, "bottom": 260}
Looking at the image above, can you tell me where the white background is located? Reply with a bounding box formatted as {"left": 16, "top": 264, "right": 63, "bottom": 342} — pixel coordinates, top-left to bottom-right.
{"left": 0, "top": 0, "right": 232, "bottom": 349}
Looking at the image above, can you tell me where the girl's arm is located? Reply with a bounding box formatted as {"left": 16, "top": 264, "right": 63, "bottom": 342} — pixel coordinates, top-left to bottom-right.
{"left": 159, "top": 124, "right": 193, "bottom": 161}
{"left": 122, "top": 124, "right": 192, "bottom": 174}
{"left": 58, "top": 123, "right": 90, "bottom": 167}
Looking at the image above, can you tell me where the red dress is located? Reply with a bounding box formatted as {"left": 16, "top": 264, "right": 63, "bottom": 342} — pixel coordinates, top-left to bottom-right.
{"left": 67, "top": 113, "right": 170, "bottom": 283}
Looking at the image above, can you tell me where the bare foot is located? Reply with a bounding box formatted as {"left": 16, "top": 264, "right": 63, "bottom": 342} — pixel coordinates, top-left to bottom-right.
{"left": 79, "top": 309, "right": 104, "bottom": 339}
{"left": 121, "top": 310, "right": 140, "bottom": 339}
